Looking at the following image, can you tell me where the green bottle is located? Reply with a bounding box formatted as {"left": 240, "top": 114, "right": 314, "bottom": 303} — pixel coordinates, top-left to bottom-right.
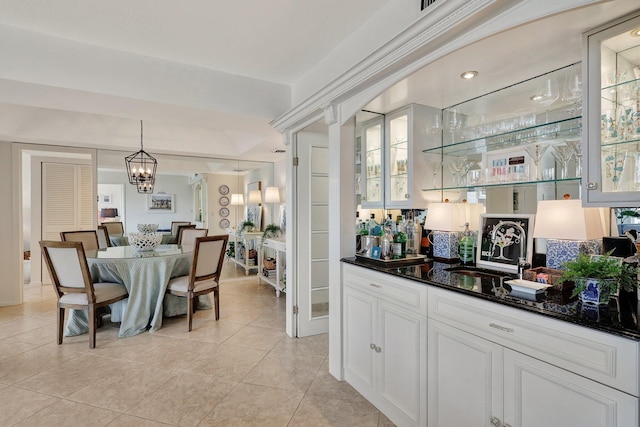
{"left": 459, "top": 222, "right": 474, "bottom": 265}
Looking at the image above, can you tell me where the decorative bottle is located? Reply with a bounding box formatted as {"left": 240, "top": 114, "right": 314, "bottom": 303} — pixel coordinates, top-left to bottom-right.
{"left": 459, "top": 222, "right": 475, "bottom": 265}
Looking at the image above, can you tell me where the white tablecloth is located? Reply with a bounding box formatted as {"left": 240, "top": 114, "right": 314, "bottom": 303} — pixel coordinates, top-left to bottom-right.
{"left": 66, "top": 245, "right": 211, "bottom": 337}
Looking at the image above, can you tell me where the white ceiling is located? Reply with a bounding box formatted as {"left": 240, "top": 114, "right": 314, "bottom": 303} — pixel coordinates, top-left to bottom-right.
{"left": 1, "top": 0, "right": 639, "bottom": 173}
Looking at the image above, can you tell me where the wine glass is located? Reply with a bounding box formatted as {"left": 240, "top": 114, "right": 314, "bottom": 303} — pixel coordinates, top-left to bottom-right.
{"left": 427, "top": 159, "right": 442, "bottom": 189}
{"left": 550, "top": 143, "right": 575, "bottom": 179}
{"left": 562, "top": 67, "right": 582, "bottom": 115}
{"left": 524, "top": 143, "right": 551, "bottom": 180}
{"left": 533, "top": 77, "right": 559, "bottom": 123}
{"left": 565, "top": 136, "right": 582, "bottom": 177}
{"left": 448, "top": 158, "right": 466, "bottom": 186}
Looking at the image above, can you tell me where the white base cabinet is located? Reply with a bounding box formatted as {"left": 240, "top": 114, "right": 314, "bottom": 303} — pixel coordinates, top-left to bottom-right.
{"left": 343, "top": 264, "right": 427, "bottom": 427}
{"left": 428, "top": 319, "right": 638, "bottom": 427}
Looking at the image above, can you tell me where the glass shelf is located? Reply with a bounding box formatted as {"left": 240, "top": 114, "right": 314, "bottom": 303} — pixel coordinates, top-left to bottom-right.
{"left": 422, "top": 177, "right": 581, "bottom": 193}
{"left": 424, "top": 116, "right": 582, "bottom": 157}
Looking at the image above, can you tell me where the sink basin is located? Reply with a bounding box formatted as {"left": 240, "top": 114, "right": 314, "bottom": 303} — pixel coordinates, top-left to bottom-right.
{"left": 444, "top": 266, "right": 509, "bottom": 279}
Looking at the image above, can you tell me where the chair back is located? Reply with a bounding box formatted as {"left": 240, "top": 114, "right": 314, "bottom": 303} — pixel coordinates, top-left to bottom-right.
{"left": 60, "top": 230, "right": 99, "bottom": 251}
{"left": 39, "top": 241, "right": 95, "bottom": 301}
{"left": 102, "top": 221, "right": 125, "bottom": 236}
{"left": 171, "top": 221, "right": 192, "bottom": 236}
{"left": 176, "top": 224, "right": 196, "bottom": 242}
{"left": 190, "top": 235, "right": 229, "bottom": 288}
{"left": 96, "top": 226, "right": 111, "bottom": 248}
{"left": 179, "top": 228, "right": 208, "bottom": 248}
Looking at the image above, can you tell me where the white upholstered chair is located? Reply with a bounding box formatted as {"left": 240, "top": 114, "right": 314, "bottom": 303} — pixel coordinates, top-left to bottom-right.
{"left": 179, "top": 228, "right": 208, "bottom": 249}
{"left": 96, "top": 226, "right": 111, "bottom": 249}
{"left": 39, "top": 240, "right": 128, "bottom": 348}
{"left": 102, "top": 221, "right": 125, "bottom": 236}
{"left": 60, "top": 230, "right": 100, "bottom": 251}
{"left": 170, "top": 221, "right": 191, "bottom": 237}
{"left": 165, "top": 235, "right": 228, "bottom": 331}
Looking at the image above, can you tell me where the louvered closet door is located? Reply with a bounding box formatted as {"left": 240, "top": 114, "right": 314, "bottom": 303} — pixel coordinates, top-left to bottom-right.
{"left": 41, "top": 162, "right": 94, "bottom": 282}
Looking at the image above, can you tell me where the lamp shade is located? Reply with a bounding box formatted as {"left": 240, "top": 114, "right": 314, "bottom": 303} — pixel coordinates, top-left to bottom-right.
{"left": 230, "top": 193, "right": 244, "bottom": 206}
{"left": 101, "top": 208, "right": 118, "bottom": 218}
{"left": 248, "top": 190, "right": 262, "bottom": 204}
{"left": 424, "top": 202, "right": 465, "bottom": 232}
{"left": 264, "top": 186, "right": 281, "bottom": 203}
{"left": 463, "top": 203, "right": 485, "bottom": 231}
{"left": 533, "top": 199, "right": 606, "bottom": 240}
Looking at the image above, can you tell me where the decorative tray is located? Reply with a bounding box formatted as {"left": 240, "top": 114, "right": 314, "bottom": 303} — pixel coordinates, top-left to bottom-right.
{"left": 355, "top": 253, "right": 428, "bottom": 267}
{"left": 504, "top": 279, "right": 552, "bottom": 295}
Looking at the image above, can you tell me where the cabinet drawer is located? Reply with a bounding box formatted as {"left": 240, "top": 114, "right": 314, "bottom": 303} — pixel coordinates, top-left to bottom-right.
{"left": 428, "top": 287, "right": 640, "bottom": 396}
{"left": 343, "top": 264, "right": 427, "bottom": 315}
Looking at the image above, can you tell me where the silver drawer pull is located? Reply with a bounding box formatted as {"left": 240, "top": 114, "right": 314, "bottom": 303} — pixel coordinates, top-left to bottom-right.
{"left": 370, "top": 343, "right": 376, "bottom": 350}
{"left": 489, "top": 323, "right": 514, "bottom": 333}
{"left": 370, "top": 283, "right": 382, "bottom": 288}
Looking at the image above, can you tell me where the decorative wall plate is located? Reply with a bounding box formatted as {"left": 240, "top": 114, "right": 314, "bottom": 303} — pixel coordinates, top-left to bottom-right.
{"left": 218, "top": 184, "right": 230, "bottom": 195}
{"left": 219, "top": 196, "right": 230, "bottom": 206}
{"left": 219, "top": 218, "right": 230, "bottom": 228}
{"left": 219, "top": 207, "right": 230, "bottom": 217}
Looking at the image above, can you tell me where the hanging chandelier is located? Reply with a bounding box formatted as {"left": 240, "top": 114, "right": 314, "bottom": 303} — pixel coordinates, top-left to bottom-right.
{"left": 125, "top": 120, "right": 157, "bottom": 194}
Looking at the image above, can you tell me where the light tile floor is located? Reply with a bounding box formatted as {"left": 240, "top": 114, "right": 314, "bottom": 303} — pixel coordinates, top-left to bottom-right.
{"left": 0, "top": 263, "right": 395, "bottom": 426}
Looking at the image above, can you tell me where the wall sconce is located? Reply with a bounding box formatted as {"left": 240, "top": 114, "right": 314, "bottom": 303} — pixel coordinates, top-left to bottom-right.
{"left": 424, "top": 202, "right": 465, "bottom": 261}
{"left": 533, "top": 197, "right": 607, "bottom": 269}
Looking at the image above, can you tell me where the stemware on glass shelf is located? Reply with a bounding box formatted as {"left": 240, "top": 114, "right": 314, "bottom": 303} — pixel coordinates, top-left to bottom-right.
{"left": 427, "top": 158, "right": 442, "bottom": 189}
{"left": 550, "top": 143, "right": 575, "bottom": 179}
{"left": 448, "top": 158, "right": 466, "bottom": 186}
{"left": 533, "top": 77, "right": 559, "bottom": 123}
{"left": 524, "top": 143, "right": 551, "bottom": 181}
{"left": 562, "top": 66, "right": 582, "bottom": 115}
{"left": 565, "top": 137, "right": 583, "bottom": 177}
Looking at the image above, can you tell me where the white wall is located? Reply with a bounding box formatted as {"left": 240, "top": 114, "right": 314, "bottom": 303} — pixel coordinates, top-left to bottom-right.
{"left": 98, "top": 170, "right": 193, "bottom": 233}
{"left": 204, "top": 173, "right": 243, "bottom": 234}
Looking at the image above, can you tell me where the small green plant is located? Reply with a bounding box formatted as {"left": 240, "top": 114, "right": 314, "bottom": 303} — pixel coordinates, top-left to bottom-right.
{"left": 558, "top": 251, "right": 638, "bottom": 298}
{"left": 240, "top": 220, "right": 255, "bottom": 232}
{"left": 262, "top": 223, "right": 282, "bottom": 240}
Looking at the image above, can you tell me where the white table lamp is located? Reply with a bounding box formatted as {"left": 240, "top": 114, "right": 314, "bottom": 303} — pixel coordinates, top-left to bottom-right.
{"left": 533, "top": 198, "right": 607, "bottom": 269}
{"left": 248, "top": 190, "right": 262, "bottom": 205}
{"left": 230, "top": 193, "right": 244, "bottom": 206}
{"left": 425, "top": 202, "right": 465, "bottom": 261}
{"left": 264, "top": 186, "right": 281, "bottom": 223}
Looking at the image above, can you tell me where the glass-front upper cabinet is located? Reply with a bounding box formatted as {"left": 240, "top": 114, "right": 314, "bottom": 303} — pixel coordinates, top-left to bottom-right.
{"left": 361, "top": 116, "right": 384, "bottom": 208}
{"left": 584, "top": 10, "right": 640, "bottom": 207}
{"left": 385, "top": 104, "right": 440, "bottom": 209}
{"left": 423, "top": 63, "right": 583, "bottom": 211}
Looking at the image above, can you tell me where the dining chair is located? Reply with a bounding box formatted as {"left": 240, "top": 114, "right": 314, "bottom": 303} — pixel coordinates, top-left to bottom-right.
{"left": 178, "top": 226, "right": 205, "bottom": 248}
{"left": 96, "top": 225, "right": 111, "bottom": 249}
{"left": 171, "top": 221, "right": 192, "bottom": 237}
{"left": 102, "top": 221, "right": 125, "bottom": 236}
{"left": 60, "top": 230, "right": 100, "bottom": 251}
{"left": 39, "top": 240, "right": 129, "bottom": 348}
{"left": 165, "top": 235, "right": 228, "bottom": 331}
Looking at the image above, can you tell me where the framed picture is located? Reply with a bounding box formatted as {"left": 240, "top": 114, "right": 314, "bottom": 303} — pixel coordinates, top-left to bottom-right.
{"left": 246, "top": 205, "right": 262, "bottom": 231}
{"left": 147, "top": 194, "right": 175, "bottom": 213}
{"left": 477, "top": 214, "right": 535, "bottom": 274}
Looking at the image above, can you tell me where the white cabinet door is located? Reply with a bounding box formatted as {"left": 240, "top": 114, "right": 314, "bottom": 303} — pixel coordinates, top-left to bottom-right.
{"left": 343, "top": 286, "right": 376, "bottom": 395}
{"left": 503, "top": 349, "right": 638, "bottom": 427}
{"left": 378, "top": 300, "right": 427, "bottom": 426}
{"left": 428, "top": 319, "right": 503, "bottom": 427}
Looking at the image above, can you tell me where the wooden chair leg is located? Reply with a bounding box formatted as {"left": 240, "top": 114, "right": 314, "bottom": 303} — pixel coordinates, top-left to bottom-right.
{"left": 88, "top": 305, "right": 96, "bottom": 349}
{"left": 187, "top": 296, "right": 193, "bottom": 332}
{"left": 214, "top": 288, "right": 220, "bottom": 321}
{"left": 57, "top": 306, "right": 65, "bottom": 345}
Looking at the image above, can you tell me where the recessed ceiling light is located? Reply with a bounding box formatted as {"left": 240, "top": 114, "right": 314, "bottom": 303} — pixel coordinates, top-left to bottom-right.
{"left": 460, "top": 70, "right": 478, "bottom": 79}
{"left": 631, "top": 27, "right": 640, "bottom": 37}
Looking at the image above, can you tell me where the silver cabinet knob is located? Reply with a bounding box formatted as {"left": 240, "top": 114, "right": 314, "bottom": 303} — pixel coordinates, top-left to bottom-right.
{"left": 370, "top": 343, "right": 376, "bottom": 350}
{"left": 490, "top": 416, "right": 502, "bottom": 427}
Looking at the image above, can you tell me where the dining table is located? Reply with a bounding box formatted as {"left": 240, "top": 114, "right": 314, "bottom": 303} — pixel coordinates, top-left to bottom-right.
{"left": 65, "top": 244, "right": 211, "bottom": 338}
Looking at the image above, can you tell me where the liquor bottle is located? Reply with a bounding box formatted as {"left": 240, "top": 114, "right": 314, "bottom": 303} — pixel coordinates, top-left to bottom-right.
{"left": 459, "top": 222, "right": 475, "bottom": 265}
{"left": 405, "top": 219, "right": 415, "bottom": 255}
{"left": 381, "top": 227, "right": 393, "bottom": 260}
{"left": 412, "top": 218, "right": 422, "bottom": 256}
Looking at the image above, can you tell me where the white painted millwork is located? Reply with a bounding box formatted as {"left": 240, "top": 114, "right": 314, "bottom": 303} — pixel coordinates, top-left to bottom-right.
{"left": 258, "top": 238, "right": 286, "bottom": 297}
{"left": 226, "top": 231, "right": 261, "bottom": 276}
{"left": 343, "top": 264, "right": 427, "bottom": 427}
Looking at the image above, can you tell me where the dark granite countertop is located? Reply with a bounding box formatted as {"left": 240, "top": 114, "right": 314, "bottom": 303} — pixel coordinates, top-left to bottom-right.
{"left": 342, "top": 257, "right": 640, "bottom": 342}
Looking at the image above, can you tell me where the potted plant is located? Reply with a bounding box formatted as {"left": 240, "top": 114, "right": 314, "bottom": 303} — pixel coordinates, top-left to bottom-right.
{"left": 239, "top": 220, "right": 255, "bottom": 233}
{"left": 558, "top": 252, "right": 638, "bottom": 305}
{"left": 262, "top": 223, "right": 282, "bottom": 241}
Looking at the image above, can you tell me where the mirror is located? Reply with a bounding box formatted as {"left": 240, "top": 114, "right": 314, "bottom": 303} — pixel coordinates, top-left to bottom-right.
{"left": 97, "top": 149, "right": 275, "bottom": 234}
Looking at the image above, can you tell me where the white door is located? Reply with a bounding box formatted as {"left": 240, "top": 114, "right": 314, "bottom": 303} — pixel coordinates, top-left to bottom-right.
{"left": 428, "top": 320, "right": 503, "bottom": 427}
{"left": 294, "top": 131, "right": 330, "bottom": 337}
{"left": 503, "top": 349, "right": 638, "bottom": 427}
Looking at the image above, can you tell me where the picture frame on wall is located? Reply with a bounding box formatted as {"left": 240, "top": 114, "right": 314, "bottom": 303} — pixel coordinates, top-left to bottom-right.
{"left": 476, "top": 214, "right": 535, "bottom": 274}
{"left": 147, "top": 194, "right": 175, "bottom": 213}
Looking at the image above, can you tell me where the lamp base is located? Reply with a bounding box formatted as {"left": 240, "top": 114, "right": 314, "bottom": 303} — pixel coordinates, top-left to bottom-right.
{"left": 432, "top": 230, "right": 461, "bottom": 261}
{"left": 546, "top": 239, "right": 602, "bottom": 269}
